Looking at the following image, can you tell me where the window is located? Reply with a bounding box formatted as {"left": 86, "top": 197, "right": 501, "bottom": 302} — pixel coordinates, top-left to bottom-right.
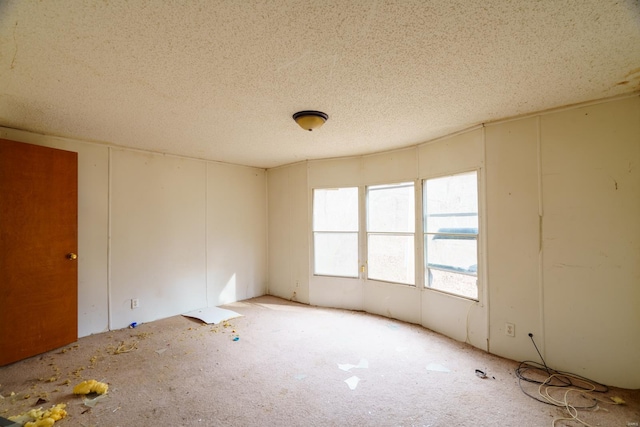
{"left": 313, "top": 187, "right": 359, "bottom": 277}
{"left": 367, "top": 182, "right": 415, "bottom": 285}
{"left": 424, "top": 171, "right": 478, "bottom": 299}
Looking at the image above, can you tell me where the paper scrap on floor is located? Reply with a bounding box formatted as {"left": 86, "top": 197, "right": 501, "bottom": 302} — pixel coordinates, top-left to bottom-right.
{"left": 338, "top": 358, "right": 368, "bottom": 372}
{"left": 182, "top": 307, "right": 242, "bottom": 325}
{"left": 426, "top": 363, "right": 450, "bottom": 373}
{"left": 344, "top": 376, "right": 360, "bottom": 390}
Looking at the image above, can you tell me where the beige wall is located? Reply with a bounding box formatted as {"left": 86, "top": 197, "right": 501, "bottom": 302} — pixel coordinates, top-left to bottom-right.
{"left": 486, "top": 96, "right": 640, "bottom": 388}
{"left": 267, "top": 163, "right": 309, "bottom": 303}
{"left": 206, "top": 162, "right": 267, "bottom": 306}
{"left": 540, "top": 98, "right": 640, "bottom": 387}
{"left": 0, "top": 128, "right": 268, "bottom": 334}
{"left": 3, "top": 94, "right": 637, "bottom": 388}
{"left": 267, "top": 95, "right": 640, "bottom": 388}
{"left": 109, "top": 149, "right": 208, "bottom": 329}
{"left": 485, "top": 117, "right": 541, "bottom": 360}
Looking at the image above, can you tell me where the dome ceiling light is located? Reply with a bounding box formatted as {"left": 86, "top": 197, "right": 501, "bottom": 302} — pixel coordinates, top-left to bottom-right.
{"left": 292, "top": 110, "right": 329, "bottom": 131}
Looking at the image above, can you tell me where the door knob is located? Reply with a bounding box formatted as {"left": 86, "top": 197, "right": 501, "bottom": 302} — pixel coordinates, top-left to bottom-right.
{"left": 66, "top": 253, "right": 78, "bottom": 260}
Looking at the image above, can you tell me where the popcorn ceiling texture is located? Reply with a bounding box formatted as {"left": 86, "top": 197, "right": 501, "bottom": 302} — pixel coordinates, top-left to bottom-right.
{"left": 0, "top": 0, "right": 639, "bottom": 168}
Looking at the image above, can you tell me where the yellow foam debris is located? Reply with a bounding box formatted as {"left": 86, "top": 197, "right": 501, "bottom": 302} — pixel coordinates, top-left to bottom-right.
{"left": 73, "top": 379, "right": 108, "bottom": 395}
{"left": 610, "top": 396, "right": 625, "bottom": 405}
{"left": 26, "top": 420, "right": 54, "bottom": 427}
{"left": 8, "top": 403, "right": 67, "bottom": 427}
{"left": 133, "top": 332, "right": 152, "bottom": 340}
{"left": 114, "top": 341, "right": 138, "bottom": 354}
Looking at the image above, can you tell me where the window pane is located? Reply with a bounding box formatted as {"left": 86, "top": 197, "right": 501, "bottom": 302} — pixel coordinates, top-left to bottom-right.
{"left": 425, "top": 172, "right": 477, "bottom": 233}
{"left": 313, "top": 187, "right": 359, "bottom": 278}
{"left": 314, "top": 232, "right": 358, "bottom": 277}
{"left": 313, "top": 188, "right": 358, "bottom": 232}
{"left": 368, "top": 182, "right": 414, "bottom": 233}
{"left": 424, "top": 171, "right": 478, "bottom": 300}
{"left": 427, "top": 269, "right": 478, "bottom": 300}
{"left": 368, "top": 234, "right": 415, "bottom": 285}
{"left": 425, "top": 235, "right": 477, "bottom": 275}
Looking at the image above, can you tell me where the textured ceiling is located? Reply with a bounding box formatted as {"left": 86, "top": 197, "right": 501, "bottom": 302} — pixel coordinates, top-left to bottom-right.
{"left": 0, "top": 1, "right": 639, "bottom": 168}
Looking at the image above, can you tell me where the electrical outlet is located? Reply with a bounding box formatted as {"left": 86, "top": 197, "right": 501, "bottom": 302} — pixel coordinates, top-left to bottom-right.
{"left": 505, "top": 322, "right": 515, "bottom": 337}
{"left": 131, "top": 298, "right": 139, "bottom": 309}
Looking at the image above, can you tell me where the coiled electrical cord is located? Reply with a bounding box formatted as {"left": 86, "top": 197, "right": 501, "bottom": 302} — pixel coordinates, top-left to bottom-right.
{"left": 515, "top": 333, "right": 613, "bottom": 426}
{"left": 516, "top": 333, "right": 608, "bottom": 404}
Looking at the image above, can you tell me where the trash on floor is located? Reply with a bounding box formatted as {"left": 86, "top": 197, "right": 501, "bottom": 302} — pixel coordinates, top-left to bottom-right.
{"left": 132, "top": 332, "right": 153, "bottom": 340}
{"left": 83, "top": 394, "right": 108, "bottom": 408}
{"left": 182, "top": 307, "right": 242, "bottom": 325}
{"left": 426, "top": 363, "right": 450, "bottom": 373}
{"left": 113, "top": 341, "right": 138, "bottom": 354}
{"left": 7, "top": 403, "right": 67, "bottom": 427}
{"left": 344, "top": 376, "right": 360, "bottom": 390}
{"left": 338, "top": 359, "right": 368, "bottom": 372}
{"left": 475, "top": 369, "right": 488, "bottom": 379}
{"left": 72, "top": 380, "right": 109, "bottom": 395}
{"left": 0, "top": 416, "right": 19, "bottom": 427}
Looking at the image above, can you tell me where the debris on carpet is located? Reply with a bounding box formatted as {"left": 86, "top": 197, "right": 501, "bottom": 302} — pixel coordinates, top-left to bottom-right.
{"left": 426, "top": 363, "right": 450, "bottom": 373}
{"left": 182, "top": 306, "right": 242, "bottom": 325}
{"left": 6, "top": 403, "right": 67, "bottom": 427}
{"left": 338, "top": 359, "right": 368, "bottom": 372}
{"left": 344, "top": 376, "right": 360, "bottom": 390}
{"left": 72, "top": 380, "right": 108, "bottom": 395}
{"left": 113, "top": 341, "right": 138, "bottom": 354}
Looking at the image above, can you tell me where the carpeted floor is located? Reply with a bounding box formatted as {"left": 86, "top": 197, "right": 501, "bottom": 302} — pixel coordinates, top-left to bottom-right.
{"left": 0, "top": 296, "right": 638, "bottom": 426}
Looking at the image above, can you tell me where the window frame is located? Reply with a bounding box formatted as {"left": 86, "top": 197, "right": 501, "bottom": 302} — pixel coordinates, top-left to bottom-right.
{"left": 311, "top": 186, "right": 360, "bottom": 279}
{"left": 423, "top": 170, "right": 480, "bottom": 301}
{"left": 365, "top": 181, "right": 416, "bottom": 286}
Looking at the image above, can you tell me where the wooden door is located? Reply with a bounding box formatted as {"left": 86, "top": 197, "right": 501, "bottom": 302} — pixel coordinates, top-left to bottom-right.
{"left": 0, "top": 139, "right": 78, "bottom": 366}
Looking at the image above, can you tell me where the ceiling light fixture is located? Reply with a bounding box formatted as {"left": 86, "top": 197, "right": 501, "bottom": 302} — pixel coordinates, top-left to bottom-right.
{"left": 292, "top": 110, "right": 328, "bottom": 131}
